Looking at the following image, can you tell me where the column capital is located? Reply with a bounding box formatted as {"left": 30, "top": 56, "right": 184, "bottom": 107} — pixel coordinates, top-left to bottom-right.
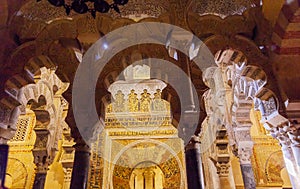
{"left": 288, "top": 121, "right": 300, "bottom": 147}
{"left": 185, "top": 135, "right": 201, "bottom": 151}
{"left": 234, "top": 127, "right": 252, "bottom": 143}
{"left": 269, "top": 125, "right": 292, "bottom": 147}
{"left": 73, "top": 143, "right": 91, "bottom": 153}
{"left": 237, "top": 141, "right": 254, "bottom": 165}
{"left": 216, "top": 162, "right": 230, "bottom": 177}
{"left": 33, "top": 150, "right": 52, "bottom": 173}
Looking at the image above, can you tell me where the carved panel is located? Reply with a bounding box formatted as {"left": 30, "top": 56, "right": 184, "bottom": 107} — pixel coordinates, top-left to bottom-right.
{"left": 194, "top": 0, "right": 255, "bottom": 18}
{"left": 10, "top": 117, "right": 30, "bottom": 142}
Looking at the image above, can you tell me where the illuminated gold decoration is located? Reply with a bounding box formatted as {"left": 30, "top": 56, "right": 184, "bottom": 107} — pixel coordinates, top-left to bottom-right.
{"left": 88, "top": 69, "right": 187, "bottom": 188}
{"left": 113, "top": 90, "right": 126, "bottom": 112}
{"left": 6, "top": 114, "right": 36, "bottom": 189}
{"left": 140, "top": 89, "right": 151, "bottom": 112}
{"left": 5, "top": 158, "right": 28, "bottom": 188}
{"left": 129, "top": 162, "right": 164, "bottom": 189}
{"left": 128, "top": 89, "right": 139, "bottom": 112}
{"left": 5, "top": 68, "right": 71, "bottom": 189}
{"left": 250, "top": 110, "right": 285, "bottom": 187}
{"left": 10, "top": 117, "right": 31, "bottom": 142}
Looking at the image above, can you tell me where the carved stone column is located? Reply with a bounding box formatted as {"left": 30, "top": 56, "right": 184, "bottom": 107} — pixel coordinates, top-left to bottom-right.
{"left": 32, "top": 153, "right": 51, "bottom": 189}
{"left": 63, "top": 168, "right": 73, "bottom": 189}
{"left": 143, "top": 170, "right": 154, "bottom": 189}
{"left": 32, "top": 128, "right": 52, "bottom": 189}
{"left": 236, "top": 141, "right": 256, "bottom": 189}
{"left": 230, "top": 125, "right": 257, "bottom": 189}
{"left": 61, "top": 120, "right": 75, "bottom": 189}
{"left": 212, "top": 126, "right": 232, "bottom": 189}
{"left": 285, "top": 102, "right": 300, "bottom": 168}
{"left": 61, "top": 140, "right": 75, "bottom": 189}
{"left": 185, "top": 135, "right": 205, "bottom": 189}
{"left": 216, "top": 162, "right": 231, "bottom": 188}
{"left": 70, "top": 143, "right": 91, "bottom": 189}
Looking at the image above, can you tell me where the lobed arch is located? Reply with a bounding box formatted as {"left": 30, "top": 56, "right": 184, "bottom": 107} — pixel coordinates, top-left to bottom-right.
{"left": 0, "top": 54, "right": 59, "bottom": 138}
{"left": 186, "top": 3, "right": 272, "bottom": 46}
{"left": 111, "top": 139, "right": 186, "bottom": 189}
{"left": 0, "top": 60, "right": 69, "bottom": 144}
{"left": 200, "top": 47, "right": 284, "bottom": 188}
{"left": 187, "top": 13, "right": 256, "bottom": 39}
{"left": 210, "top": 48, "right": 279, "bottom": 128}
{"left": 204, "top": 35, "right": 268, "bottom": 65}
{"left": 89, "top": 43, "right": 205, "bottom": 135}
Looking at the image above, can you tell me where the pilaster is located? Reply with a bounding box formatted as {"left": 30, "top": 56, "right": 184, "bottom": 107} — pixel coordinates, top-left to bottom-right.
{"left": 215, "top": 126, "right": 232, "bottom": 189}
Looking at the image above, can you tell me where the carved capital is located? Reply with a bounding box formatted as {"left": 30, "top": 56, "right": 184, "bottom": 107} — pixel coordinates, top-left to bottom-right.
{"left": 269, "top": 125, "right": 292, "bottom": 147}
{"left": 216, "top": 162, "right": 231, "bottom": 177}
{"left": 288, "top": 121, "right": 300, "bottom": 147}
{"left": 234, "top": 127, "right": 252, "bottom": 142}
{"left": 237, "top": 141, "right": 253, "bottom": 164}
{"left": 185, "top": 135, "right": 201, "bottom": 150}
{"left": 73, "top": 142, "right": 91, "bottom": 153}
{"left": 34, "top": 128, "right": 50, "bottom": 149}
{"left": 63, "top": 167, "right": 73, "bottom": 182}
{"left": 32, "top": 129, "right": 54, "bottom": 173}
{"left": 33, "top": 150, "right": 52, "bottom": 173}
{"left": 209, "top": 156, "right": 231, "bottom": 177}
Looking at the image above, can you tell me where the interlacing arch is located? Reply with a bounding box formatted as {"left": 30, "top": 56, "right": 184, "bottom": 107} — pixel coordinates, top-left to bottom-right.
{"left": 201, "top": 47, "right": 300, "bottom": 188}
{"left": 0, "top": 53, "right": 69, "bottom": 170}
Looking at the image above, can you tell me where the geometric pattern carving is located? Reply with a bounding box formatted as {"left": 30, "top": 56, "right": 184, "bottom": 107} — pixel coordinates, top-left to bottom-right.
{"left": 195, "top": 0, "right": 255, "bottom": 18}
{"left": 88, "top": 133, "right": 104, "bottom": 188}
{"left": 10, "top": 117, "right": 30, "bottom": 142}
{"left": 9, "top": 114, "right": 36, "bottom": 143}
{"left": 110, "top": 0, "right": 168, "bottom": 20}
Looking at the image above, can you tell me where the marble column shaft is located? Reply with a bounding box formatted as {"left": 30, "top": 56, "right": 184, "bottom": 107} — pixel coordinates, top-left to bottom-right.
{"left": 237, "top": 144, "right": 256, "bottom": 189}
{"left": 185, "top": 136, "right": 205, "bottom": 189}
{"left": 33, "top": 173, "right": 47, "bottom": 189}
{"left": 70, "top": 145, "right": 91, "bottom": 189}
{"left": 0, "top": 144, "right": 8, "bottom": 188}
{"left": 239, "top": 163, "right": 256, "bottom": 189}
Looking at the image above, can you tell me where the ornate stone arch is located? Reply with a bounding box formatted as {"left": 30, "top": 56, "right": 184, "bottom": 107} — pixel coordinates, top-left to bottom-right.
{"left": 0, "top": 54, "right": 69, "bottom": 186}
{"left": 201, "top": 46, "right": 282, "bottom": 188}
